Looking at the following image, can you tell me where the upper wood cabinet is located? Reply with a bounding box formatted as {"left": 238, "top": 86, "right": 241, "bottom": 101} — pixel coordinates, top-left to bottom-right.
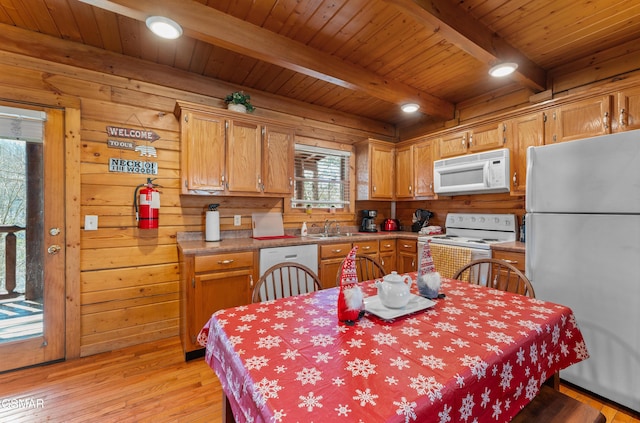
{"left": 544, "top": 95, "right": 612, "bottom": 143}
{"left": 262, "top": 125, "right": 294, "bottom": 195}
{"left": 175, "top": 102, "right": 293, "bottom": 196}
{"left": 396, "top": 139, "right": 435, "bottom": 199}
{"left": 395, "top": 145, "right": 414, "bottom": 199}
{"left": 505, "top": 112, "right": 545, "bottom": 196}
{"left": 615, "top": 87, "right": 640, "bottom": 132}
{"left": 227, "top": 120, "right": 261, "bottom": 193}
{"left": 179, "top": 110, "right": 226, "bottom": 193}
{"left": 437, "top": 123, "right": 505, "bottom": 159}
{"left": 413, "top": 140, "right": 435, "bottom": 197}
{"left": 355, "top": 139, "right": 394, "bottom": 200}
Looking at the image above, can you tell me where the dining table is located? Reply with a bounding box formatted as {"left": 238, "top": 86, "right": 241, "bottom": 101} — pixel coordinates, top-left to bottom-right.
{"left": 198, "top": 272, "right": 589, "bottom": 423}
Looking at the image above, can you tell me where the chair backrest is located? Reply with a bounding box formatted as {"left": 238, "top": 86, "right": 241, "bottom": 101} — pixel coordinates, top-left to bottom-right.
{"left": 336, "top": 255, "right": 386, "bottom": 286}
{"left": 252, "top": 262, "right": 322, "bottom": 303}
{"left": 452, "top": 258, "right": 536, "bottom": 298}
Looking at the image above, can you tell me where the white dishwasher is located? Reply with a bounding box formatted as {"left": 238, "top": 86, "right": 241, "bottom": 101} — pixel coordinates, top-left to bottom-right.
{"left": 259, "top": 244, "right": 318, "bottom": 276}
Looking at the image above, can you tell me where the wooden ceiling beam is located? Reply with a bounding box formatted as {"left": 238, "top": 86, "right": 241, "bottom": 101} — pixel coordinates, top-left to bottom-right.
{"left": 388, "top": 0, "right": 547, "bottom": 92}
{"left": 77, "top": 0, "right": 455, "bottom": 120}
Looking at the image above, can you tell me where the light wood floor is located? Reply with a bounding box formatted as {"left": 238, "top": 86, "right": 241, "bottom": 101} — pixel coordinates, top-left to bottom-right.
{"left": 0, "top": 336, "right": 638, "bottom": 422}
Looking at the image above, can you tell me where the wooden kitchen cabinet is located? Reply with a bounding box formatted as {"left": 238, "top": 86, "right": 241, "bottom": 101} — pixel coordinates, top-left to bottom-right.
{"left": 437, "top": 130, "right": 468, "bottom": 158}
{"left": 413, "top": 139, "right": 435, "bottom": 197}
{"left": 396, "top": 239, "right": 417, "bottom": 273}
{"left": 544, "top": 95, "right": 612, "bottom": 143}
{"left": 175, "top": 102, "right": 294, "bottom": 196}
{"left": 352, "top": 239, "right": 379, "bottom": 261}
{"left": 178, "top": 108, "right": 226, "bottom": 194}
{"left": 318, "top": 242, "right": 352, "bottom": 289}
{"left": 437, "top": 123, "right": 504, "bottom": 159}
{"left": 506, "top": 112, "right": 545, "bottom": 195}
{"left": 379, "top": 239, "right": 396, "bottom": 273}
{"left": 262, "top": 125, "right": 294, "bottom": 194}
{"left": 615, "top": 87, "right": 640, "bottom": 132}
{"left": 492, "top": 247, "right": 526, "bottom": 295}
{"left": 355, "top": 139, "right": 395, "bottom": 200}
{"left": 396, "top": 139, "right": 436, "bottom": 199}
{"left": 395, "top": 145, "right": 414, "bottom": 199}
{"left": 227, "top": 119, "right": 262, "bottom": 193}
{"left": 179, "top": 250, "right": 256, "bottom": 358}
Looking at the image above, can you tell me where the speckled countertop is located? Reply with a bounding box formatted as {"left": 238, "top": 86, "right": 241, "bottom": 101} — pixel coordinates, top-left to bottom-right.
{"left": 177, "top": 230, "right": 420, "bottom": 255}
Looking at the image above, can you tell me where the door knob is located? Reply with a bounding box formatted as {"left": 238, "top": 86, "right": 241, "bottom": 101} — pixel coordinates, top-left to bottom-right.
{"left": 48, "top": 245, "right": 61, "bottom": 254}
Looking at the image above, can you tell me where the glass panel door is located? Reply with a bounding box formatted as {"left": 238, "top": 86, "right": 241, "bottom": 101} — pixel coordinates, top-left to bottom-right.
{"left": 0, "top": 105, "right": 65, "bottom": 371}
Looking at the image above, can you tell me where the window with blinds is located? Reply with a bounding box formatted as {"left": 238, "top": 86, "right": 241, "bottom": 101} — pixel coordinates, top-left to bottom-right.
{"left": 292, "top": 144, "right": 350, "bottom": 209}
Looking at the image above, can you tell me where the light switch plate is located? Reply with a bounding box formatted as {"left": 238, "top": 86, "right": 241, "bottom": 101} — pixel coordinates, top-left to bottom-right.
{"left": 234, "top": 215, "right": 241, "bottom": 226}
{"left": 85, "top": 215, "right": 98, "bottom": 230}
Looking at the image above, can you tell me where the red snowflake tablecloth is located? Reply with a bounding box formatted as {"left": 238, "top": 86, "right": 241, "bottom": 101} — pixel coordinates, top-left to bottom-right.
{"left": 199, "top": 274, "right": 589, "bottom": 423}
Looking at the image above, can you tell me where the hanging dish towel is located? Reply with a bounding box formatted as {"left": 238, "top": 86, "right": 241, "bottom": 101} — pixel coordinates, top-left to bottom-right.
{"left": 430, "top": 243, "right": 472, "bottom": 279}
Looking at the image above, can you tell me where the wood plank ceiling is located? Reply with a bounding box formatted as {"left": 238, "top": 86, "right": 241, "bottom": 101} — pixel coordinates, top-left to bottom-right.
{"left": 1, "top": 0, "right": 640, "bottom": 131}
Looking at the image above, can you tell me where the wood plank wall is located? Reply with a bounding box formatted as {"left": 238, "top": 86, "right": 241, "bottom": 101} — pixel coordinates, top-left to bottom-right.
{"left": 0, "top": 30, "right": 637, "bottom": 357}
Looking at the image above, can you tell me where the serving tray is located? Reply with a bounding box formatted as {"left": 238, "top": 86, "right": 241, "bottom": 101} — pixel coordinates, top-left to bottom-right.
{"left": 364, "top": 294, "right": 436, "bottom": 320}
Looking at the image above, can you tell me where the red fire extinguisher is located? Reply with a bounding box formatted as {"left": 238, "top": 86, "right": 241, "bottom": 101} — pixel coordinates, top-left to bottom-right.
{"left": 134, "top": 178, "right": 160, "bottom": 229}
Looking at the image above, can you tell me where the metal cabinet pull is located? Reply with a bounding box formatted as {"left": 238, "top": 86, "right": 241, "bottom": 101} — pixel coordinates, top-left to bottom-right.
{"left": 48, "top": 245, "right": 61, "bottom": 254}
{"left": 620, "top": 108, "right": 626, "bottom": 127}
{"left": 332, "top": 249, "right": 342, "bottom": 254}
{"left": 363, "top": 246, "right": 371, "bottom": 250}
{"left": 512, "top": 172, "right": 517, "bottom": 186}
{"left": 468, "top": 134, "right": 473, "bottom": 146}
{"left": 503, "top": 259, "right": 518, "bottom": 264}
{"left": 603, "top": 111, "right": 609, "bottom": 129}
{"left": 218, "top": 259, "right": 235, "bottom": 265}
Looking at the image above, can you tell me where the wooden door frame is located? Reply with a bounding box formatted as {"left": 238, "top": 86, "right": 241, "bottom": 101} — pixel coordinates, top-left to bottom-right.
{"left": 0, "top": 91, "right": 82, "bottom": 361}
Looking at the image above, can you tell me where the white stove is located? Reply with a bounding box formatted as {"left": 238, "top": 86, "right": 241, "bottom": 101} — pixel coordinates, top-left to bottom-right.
{"left": 418, "top": 213, "right": 517, "bottom": 250}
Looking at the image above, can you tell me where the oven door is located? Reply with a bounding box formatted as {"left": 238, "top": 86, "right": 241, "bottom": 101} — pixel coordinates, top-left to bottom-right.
{"left": 419, "top": 240, "right": 491, "bottom": 284}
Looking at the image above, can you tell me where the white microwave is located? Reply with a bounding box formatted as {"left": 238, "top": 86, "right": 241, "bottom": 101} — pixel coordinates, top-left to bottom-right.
{"left": 433, "top": 148, "right": 510, "bottom": 195}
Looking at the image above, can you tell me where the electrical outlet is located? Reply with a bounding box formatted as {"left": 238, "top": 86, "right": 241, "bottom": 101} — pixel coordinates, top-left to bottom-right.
{"left": 85, "top": 215, "right": 98, "bottom": 230}
{"left": 234, "top": 215, "right": 242, "bottom": 226}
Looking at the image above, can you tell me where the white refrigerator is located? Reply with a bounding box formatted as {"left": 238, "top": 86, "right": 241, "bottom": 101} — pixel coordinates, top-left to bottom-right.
{"left": 525, "top": 130, "right": 640, "bottom": 413}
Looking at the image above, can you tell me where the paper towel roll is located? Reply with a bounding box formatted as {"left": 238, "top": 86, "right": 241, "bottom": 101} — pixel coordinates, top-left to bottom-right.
{"left": 205, "top": 210, "right": 220, "bottom": 241}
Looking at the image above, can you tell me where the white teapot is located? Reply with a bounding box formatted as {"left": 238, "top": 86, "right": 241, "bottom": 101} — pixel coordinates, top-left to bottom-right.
{"left": 374, "top": 271, "right": 413, "bottom": 309}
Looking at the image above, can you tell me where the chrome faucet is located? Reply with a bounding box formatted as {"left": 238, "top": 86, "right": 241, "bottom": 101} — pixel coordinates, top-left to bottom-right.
{"left": 324, "top": 219, "right": 340, "bottom": 235}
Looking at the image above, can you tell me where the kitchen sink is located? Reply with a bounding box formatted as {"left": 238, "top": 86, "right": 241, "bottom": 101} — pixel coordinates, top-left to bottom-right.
{"left": 307, "top": 232, "right": 363, "bottom": 239}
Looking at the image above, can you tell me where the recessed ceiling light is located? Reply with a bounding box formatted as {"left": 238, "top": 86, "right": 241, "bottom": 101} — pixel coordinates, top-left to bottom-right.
{"left": 145, "top": 16, "right": 183, "bottom": 40}
{"left": 401, "top": 103, "right": 420, "bottom": 113}
{"left": 488, "top": 62, "right": 518, "bottom": 77}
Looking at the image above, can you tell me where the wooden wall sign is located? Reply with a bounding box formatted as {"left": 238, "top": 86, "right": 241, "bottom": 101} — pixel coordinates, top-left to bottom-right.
{"left": 109, "top": 158, "right": 158, "bottom": 175}
{"left": 107, "top": 139, "right": 136, "bottom": 150}
{"left": 106, "top": 126, "right": 159, "bottom": 142}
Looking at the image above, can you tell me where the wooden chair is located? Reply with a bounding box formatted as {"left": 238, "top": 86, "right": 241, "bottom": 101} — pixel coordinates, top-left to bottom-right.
{"left": 452, "top": 258, "right": 536, "bottom": 298}
{"left": 512, "top": 385, "right": 605, "bottom": 423}
{"left": 252, "top": 262, "right": 322, "bottom": 303}
{"left": 336, "top": 255, "right": 386, "bottom": 286}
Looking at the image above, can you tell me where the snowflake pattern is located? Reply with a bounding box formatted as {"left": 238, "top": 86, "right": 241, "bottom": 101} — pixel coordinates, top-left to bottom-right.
{"left": 201, "top": 278, "right": 589, "bottom": 423}
{"left": 346, "top": 358, "right": 377, "bottom": 378}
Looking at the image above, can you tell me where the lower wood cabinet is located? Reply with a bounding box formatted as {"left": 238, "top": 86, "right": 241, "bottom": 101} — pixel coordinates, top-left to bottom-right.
{"left": 179, "top": 249, "right": 256, "bottom": 359}
{"left": 396, "top": 239, "right": 417, "bottom": 273}
{"left": 379, "top": 239, "right": 396, "bottom": 273}
{"left": 318, "top": 242, "right": 352, "bottom": 289}
{"left": 492, "top": 247, "right": 526, "bottom": 295}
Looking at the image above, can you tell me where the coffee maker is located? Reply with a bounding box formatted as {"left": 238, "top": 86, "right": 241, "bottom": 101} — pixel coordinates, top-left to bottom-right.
{"left": 360, "top": 210, "right": 378, "bottom": 232}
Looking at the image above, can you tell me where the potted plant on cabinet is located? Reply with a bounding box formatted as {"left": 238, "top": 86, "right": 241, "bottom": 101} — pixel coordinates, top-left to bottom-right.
{"left": 224, "top": 91, "right": 255, "bottom": 113}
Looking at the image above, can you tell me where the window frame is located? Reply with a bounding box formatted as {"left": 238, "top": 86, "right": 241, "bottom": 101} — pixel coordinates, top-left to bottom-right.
{"left": 284, "top": 138, "right": 355, "bottom": 220}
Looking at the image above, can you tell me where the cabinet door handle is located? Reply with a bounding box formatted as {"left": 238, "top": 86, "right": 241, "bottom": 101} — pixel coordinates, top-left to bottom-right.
{"left": 381, "top": 258, "right": 385, "bottom": 265}
{"left": 218, "top": 259, "right": 235, "bottom": 264}
{"left": 383, "top": 243, "right": 391, "bottom": 248}
{"left": 408, "top": 185, "right": 412, "bottom": 193}
{"left": 250, "top": 275, "right": 254, "bottom": 288}
{"left": 503, "top": 259, "right": 518, "bottom": 264}
{"left": 332, "top": 249, "right": 342, "bottom": 254}
{"left": 620, "top": 108, "right": 626, "bottom": 127}
{"left": 461, "top": 136, "right": 466, "bottom": 147}
{"left": 468, "top": 134, "right": 473, "bottom": 146}
{"left": 603, "top": 111, "right": 609, "bottom": 129}
{"left": 362, "top": 246, "right": 371, "bottom": 250}
{"left": 512, "top": 172, "right": 517, "bottom": 186}
{"left": 403, "top": 244, "right": 411, "bottom": 248}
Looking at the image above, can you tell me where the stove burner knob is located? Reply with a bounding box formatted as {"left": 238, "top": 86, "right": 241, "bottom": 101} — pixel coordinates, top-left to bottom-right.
{"left": 479, "top": 217, "right": 485, "bottom": 223}
{"left": 494, "top": 217, "right": 500, "bottom": 223}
